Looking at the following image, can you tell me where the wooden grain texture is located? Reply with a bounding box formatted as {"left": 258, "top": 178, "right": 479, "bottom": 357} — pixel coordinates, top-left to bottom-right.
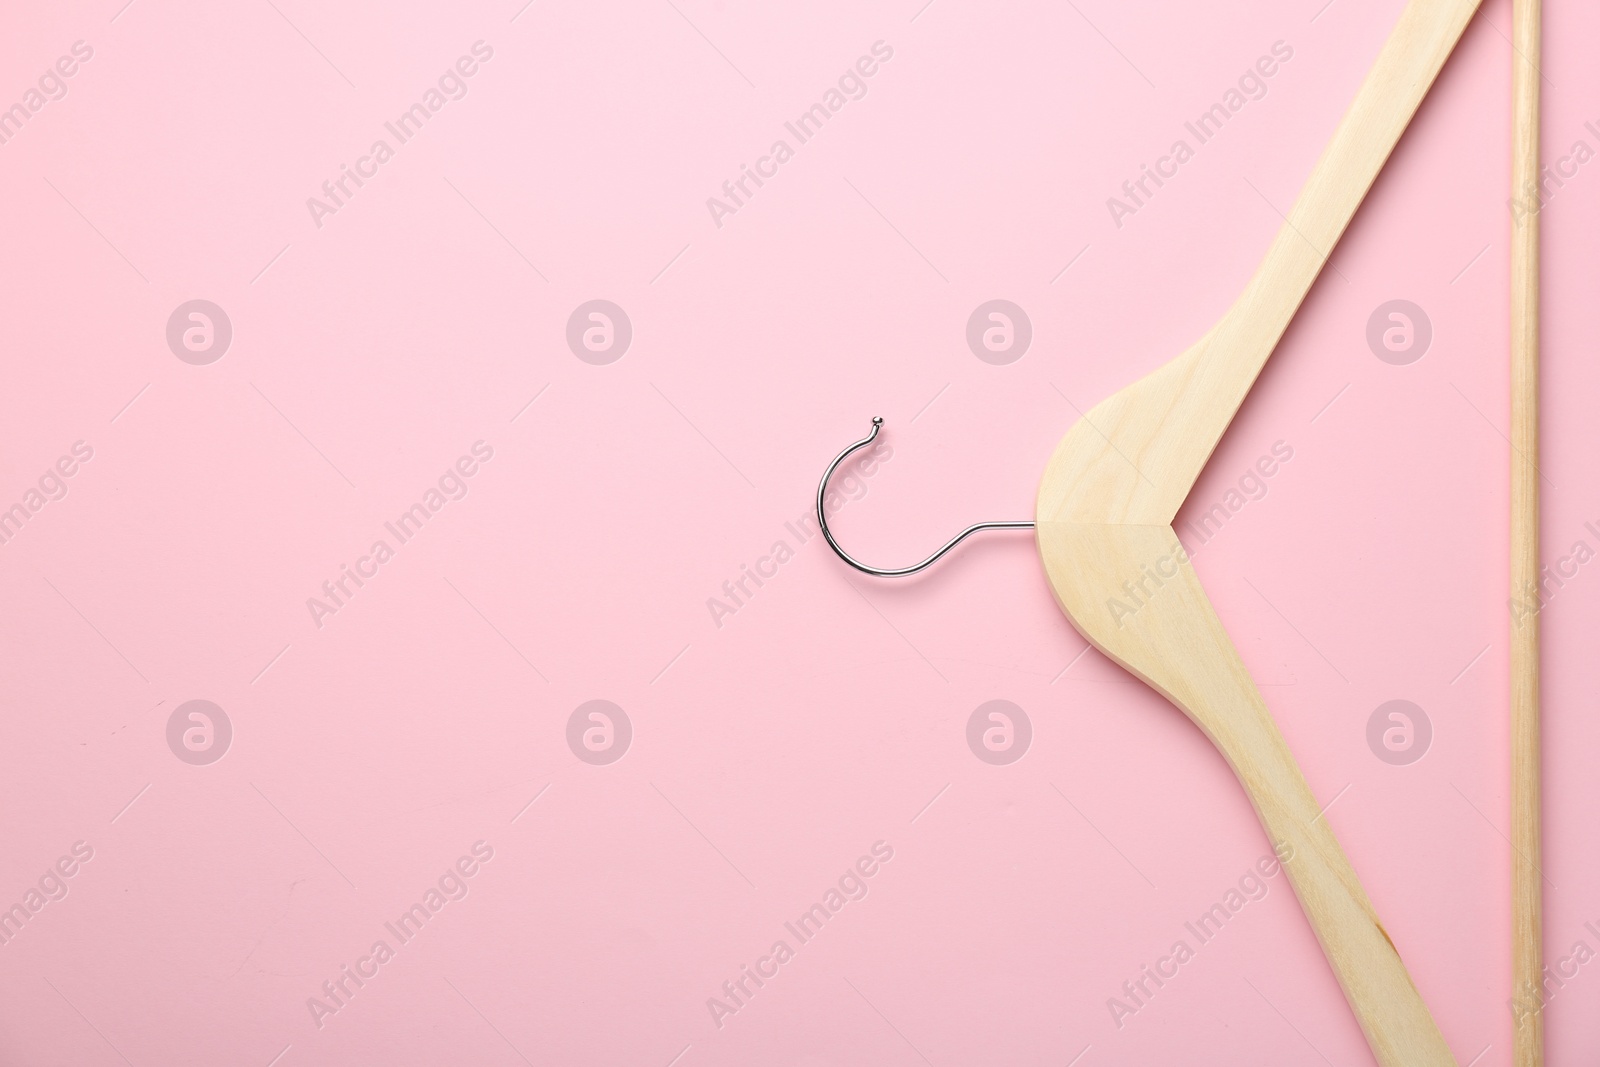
{"left": 1033, "top": 0, "right": 1482, "bottom": 1062}
{"left": 1509, "top": 0, "right": 1542, "bottom": 1062}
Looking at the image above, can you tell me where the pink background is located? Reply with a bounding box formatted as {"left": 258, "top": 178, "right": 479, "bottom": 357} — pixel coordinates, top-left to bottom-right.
{"left": 1, "top": 0, "right": 1597, "bottom": 1063}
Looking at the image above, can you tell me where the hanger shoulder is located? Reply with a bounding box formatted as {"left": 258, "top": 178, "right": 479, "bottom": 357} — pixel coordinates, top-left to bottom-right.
{"left": 1039, "top": 0, "right": 1482, "bottom": 527}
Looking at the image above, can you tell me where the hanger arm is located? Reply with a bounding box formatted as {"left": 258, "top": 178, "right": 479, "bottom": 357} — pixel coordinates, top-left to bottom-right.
{"left": 1037, "top": 525, "right": 1458, "bottom": 1065}
{"left": 1038, "top": 0, "right": 1482, "bottom": 527}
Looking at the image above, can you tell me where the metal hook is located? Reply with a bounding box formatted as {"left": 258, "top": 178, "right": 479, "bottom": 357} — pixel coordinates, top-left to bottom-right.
{"left": 815, "top": 417, "right": 1034, "bottom": 578}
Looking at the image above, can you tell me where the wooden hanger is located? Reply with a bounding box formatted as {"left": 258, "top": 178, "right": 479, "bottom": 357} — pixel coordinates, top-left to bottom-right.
{"left": 818, "top": 0, "right": 1518, "bottom": 1063}
{"left": 1034, "top": 1, "right": 1480, "bottom": 1062}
